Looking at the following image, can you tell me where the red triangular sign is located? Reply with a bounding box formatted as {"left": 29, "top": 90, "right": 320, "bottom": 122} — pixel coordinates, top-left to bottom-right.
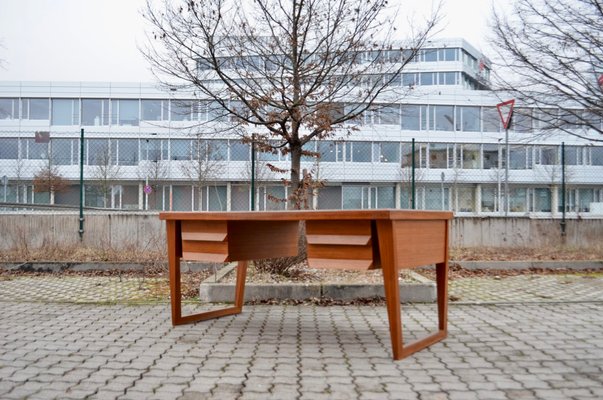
{"left": 497, "top": 99, "right": 515, "bottom": 130}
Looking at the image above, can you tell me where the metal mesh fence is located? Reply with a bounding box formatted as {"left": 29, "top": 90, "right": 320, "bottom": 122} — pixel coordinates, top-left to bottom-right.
{"left": 0, "top": 130, "right": 602, "bottom": 217}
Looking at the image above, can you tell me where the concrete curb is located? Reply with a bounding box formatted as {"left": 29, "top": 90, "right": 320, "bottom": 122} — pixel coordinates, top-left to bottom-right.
{"left": 455, "top": 260, "right": 603, "bottom": 270}
{"left": 199, "top": 281, "right": 436, "bottom": 303}
{"left": 0, "top": 261, "right": 213, "bottom": 272}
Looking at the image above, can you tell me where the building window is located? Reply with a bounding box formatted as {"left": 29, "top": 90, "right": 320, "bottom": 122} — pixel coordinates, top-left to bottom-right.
{"left": 509, "top": 188, "right": 528, "bottom": 212}
{"left": 375, "top": 142, "right": 400, "bottom": 163}
{"left": 401, "top": 142, "right": 426, "bottom": 168}
{"left": 425, "top": 186, "right": 449, "bottom": 210}
{"left": 591, "top": 147, "right": 603, "bottom": 165}
{"left": 115, "top": 139, "right": 139, "bottom": 166}
{"left": 342, "top": 186, "right": 366, "bottom": 209}
{"left": 22, "top": 98, "right": 50, "bottom": 120}
{"left": 111, "top": 99, "right": 139, "bottom": 126}
{"left": 536, "top": 146, "right": 558, "bottom": 165}
{"left": 384, "top": 73, "right": 401, "bottom": 87}
{"left": 87, "top": 139, "right": 110, "bottom": 165}
{"left": 439, "top": 48, "right": 459, "bottom": 61}
{"left": 454, "top": 186, "right": 475, "bottom": 212}
{"left": 428, "top": 143, "right": 451, "bottom": 168}
{"left": 455, "top": 106, "right": 480, "bottom": 132}
{"left": 482, "top": 144, "right": 499, "bottom": 169}
{"left": 434, "top": 105, "right": 454, "bottom": 131}
{"left": 141, "top": 100, "right": 168, "bottom": 121}
{"left": 142, "top": 139, "right": 167, "bottom": 161}
{"left": 230, "top": 141, "right": 250, "bottom": 161}
{"left": 578, "top": 189, "right": 594, "bottom": 212}
{"left": 401, "top": 105, "right": 421, "bottom": 130}
{"left": 171, "top": 186, "right": 193, "bottom": 211}
{"left": 482, "top": 107, "right": 500, "bottom": 132}
{"left": 532, "top": 188, "right": 552, "bottom": 212}
{"left": 0, "top": 138, "right": 19, "bottom": 159}
{"left": 513, "top": 108, "right": 533, "bottom": 132}
{"left": 377, "top": 105, "right": 400, "bottom": 125}
{"left": 438, "top": 72, "right": 458, "bottom": 85}
{"left": 420, "top": 72, "right": 435, "bottom": 86}
{"left": 423, "top": 49, "right": 438, "bottom": 62}
{"left": 317, "top": 141, "right": 337, "bottom": 162}
{"left": 402, "top": 73, "right": 418, "bottom": 87}
{"left": 373, "top": 186, "right": 395, "bottom": 208}
{"left": 22, "top": 139, "right": 49, "bottom": 160}
{"left": 565, "top": 146, "right": 584, "bottom": 165}
{"left": 208, "top": 140, "right": 228, "bottom": 161}
{"left": 171, "top": 100, "right": 195, "bottom": 121}
{"left": 481, "top": 186, "right": 498, "bottom": 212}
{"left": 51, "top": 99, "right": 80, "bottom": 125}
{"left": 301, "top": 141, "right": 316, "bottom": 162}
{"left": 0, "top": 98, "right": 19, "bottom": 119}
{"left": 317, "top": 186, "right": 342, "bottom": 210}
{"left": 51, "top": 139, "right": 77, "bottom": 165}
{"left": 345, "top": 142, "right": 371, "bottom": 162}
{"left": 207, "top": 186, "right": 227, "bottom": 211}
{"left": 82, "top": 99, "right": 110, "bottom": 126}
{"left": 260, "top": 186, "right": 286, "bottom": 210}
{"left": 458, "top": 144, "right": 480, "bottom": 169}
{"left": 170, "top": 139, "right": 191, "bottom": 161}
{"left": 509, "top": 146, "right": 531, "bottom": 169}
{"left": 231, "top": 185, "right": 250, "bottom": 211}
{"left": 207, "top": 101, "right": 228, "bottom": 122}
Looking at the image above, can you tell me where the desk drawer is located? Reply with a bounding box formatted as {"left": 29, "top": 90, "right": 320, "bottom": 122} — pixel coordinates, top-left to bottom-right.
{"left": 180, "top": 219, "right": 300, "bottom": 262}
{"left": 180, "top": 220, "right": 228, "bottom": 262}
{"left": 306, "top": 220, "right": 377, "bottom": 270}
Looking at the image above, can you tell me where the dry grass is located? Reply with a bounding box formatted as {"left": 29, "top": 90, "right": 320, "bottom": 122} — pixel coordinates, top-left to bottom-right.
{"left": 2, "top": 244, "right": 601, "bottom": 264}
{"left": 451, "top": 246, "right": 603, "bottom": 261}
{"left": 0, "top": 244, "right": 167, "bottom": 264}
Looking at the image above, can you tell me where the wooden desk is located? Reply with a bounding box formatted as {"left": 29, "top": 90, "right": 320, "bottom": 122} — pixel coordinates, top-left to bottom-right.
{"left": 159, "top": 209, "right": 453, "bottom": 360}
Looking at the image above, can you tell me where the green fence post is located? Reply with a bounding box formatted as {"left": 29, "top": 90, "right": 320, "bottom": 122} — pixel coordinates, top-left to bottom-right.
{"left": 561, "top": 142, "right": 566, "bottom": 237}
{"left": 79, "top": 128, "right": 85, "bottom": 240}
{"left": 411, "top": 138, "right": 416, "bottom": 209}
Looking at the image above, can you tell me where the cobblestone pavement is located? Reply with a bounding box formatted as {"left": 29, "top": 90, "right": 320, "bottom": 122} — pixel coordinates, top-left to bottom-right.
{"left": 0, "top": 276, "right": 168, "bottom": 304}
{"left": 1, "top": 273, "right": 603, "bottom": 399}
{"left": 449, "top": 273, "right": 603, "bottom": 303}
{"left": 0, "top": 301, "right": 602, "bottom": 399}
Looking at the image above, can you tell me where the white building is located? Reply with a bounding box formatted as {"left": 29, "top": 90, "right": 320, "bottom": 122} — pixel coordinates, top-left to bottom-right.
{"left": 0, "top": 39, "right": 602, "bottom": 215}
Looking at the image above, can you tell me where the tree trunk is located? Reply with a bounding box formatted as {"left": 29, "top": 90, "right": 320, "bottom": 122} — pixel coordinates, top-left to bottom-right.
{"left": 289, "top": 144, "right": 302, "bottom": 210}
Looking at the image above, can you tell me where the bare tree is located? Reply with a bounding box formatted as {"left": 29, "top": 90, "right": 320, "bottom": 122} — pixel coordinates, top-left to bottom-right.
{"left": 90, "top": 146, "right": 122, "bottom": 208}
{"left": 180, "top": 138, "right": 224, "bottom": 209}
{"left": 490, "top": 0, "right": 603, "bottom": 141}
{"left": 143, "top": 0, "right": 440, "bottom": 208}
{"left": 33, "top": 160, "right": 68, "bottom": 203}
{"left": 138, "top": 159, "right": 169, "bottom": 210}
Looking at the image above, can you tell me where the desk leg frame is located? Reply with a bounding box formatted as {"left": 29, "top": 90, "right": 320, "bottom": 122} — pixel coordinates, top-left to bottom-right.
{"left": 377, "top": 220, "right": 449, "bottom": 360}
{"left": 167, "top": 220, "right": 248, "bottom": 326}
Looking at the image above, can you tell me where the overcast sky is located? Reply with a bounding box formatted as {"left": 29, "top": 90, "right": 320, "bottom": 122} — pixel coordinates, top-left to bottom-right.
{"left": 0, "top": 0, "right": 500, "bottom": 82}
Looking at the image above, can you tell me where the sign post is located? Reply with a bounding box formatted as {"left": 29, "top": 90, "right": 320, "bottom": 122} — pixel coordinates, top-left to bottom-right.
{"left": 497, "top": 99, "right": 515, "bottom": 216}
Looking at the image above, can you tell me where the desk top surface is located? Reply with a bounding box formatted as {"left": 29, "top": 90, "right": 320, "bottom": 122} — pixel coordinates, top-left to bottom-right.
{"left": 159, "top": 209, "right": 453, "bottom": 221}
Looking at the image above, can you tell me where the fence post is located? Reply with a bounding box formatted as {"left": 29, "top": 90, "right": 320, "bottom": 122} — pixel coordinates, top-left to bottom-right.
{"left": 411, "top": 138, "right": 416, "bottom": 209}
{"left": 251, "top": 135, "right": 255, "bottom": 211}
{"left": 79, "top": 128, "right": 85, "bottom": 241}
{"left": 560, "top": 142, "right": 566, "bottom": 237}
